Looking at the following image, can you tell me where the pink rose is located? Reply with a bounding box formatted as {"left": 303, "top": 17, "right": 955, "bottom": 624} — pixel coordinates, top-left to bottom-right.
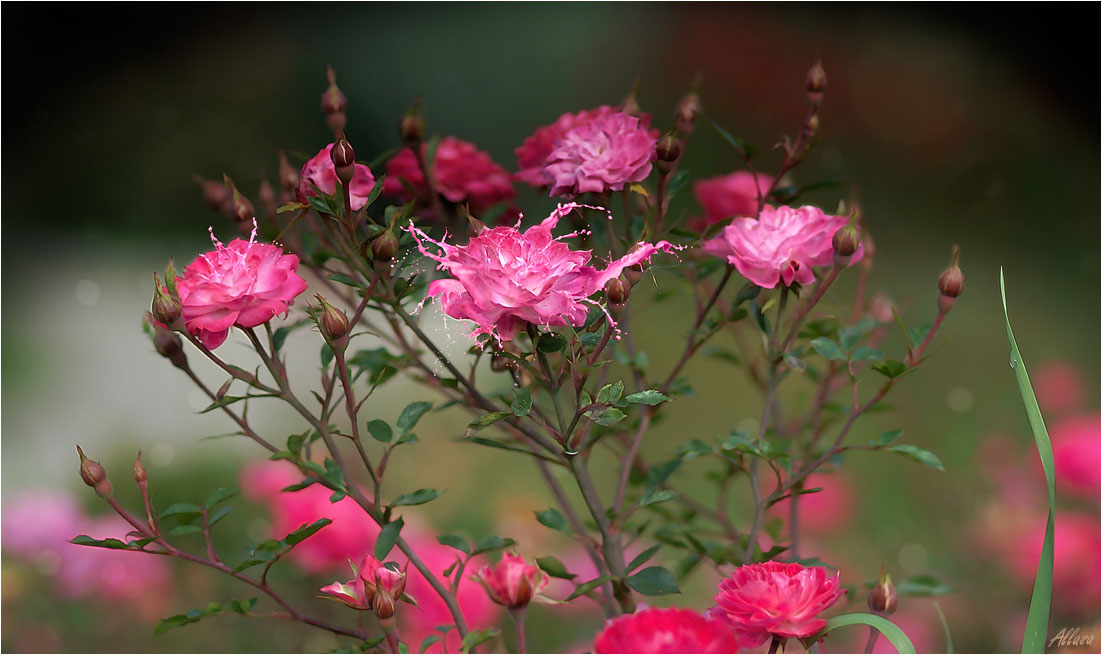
{"left": 471, "top": 552, "right": 549, "bottom": 608}
{"left": 593, "top": 607, "right": 742, "bottom": 654}
{"left": 710, "top": 561, "right": 846, "bottom": 648}
{"left": 1033, "top": 360, "right": 1085, "bottom": 415}
{"left": 175, "top": 228, "right": 309, "bottom": 349}
{"left": 701, "top": 205, "right": 862, "bottom": 289}
{"left": 545, "top": 112, "right": 658, "bottom": 197}
{"left": 1051, "top": 414, "right": 1100, "bottom": 501}
{"left": 321, "top": 555, "right": 408, "bottom": 618}
{"left": 297, "top": 142, "right": 377, "bottom": 211}
{"left": 408, "top": 203, "right": 672, "bottom": 341}
{"left": 383, "top": 136, "right": 515, "bottom": 217}
{"left": 692, "top": 171, "right": 774, "bottom": 230}
{"left": 514, "top": 106, "right": 620, "bottom": 188}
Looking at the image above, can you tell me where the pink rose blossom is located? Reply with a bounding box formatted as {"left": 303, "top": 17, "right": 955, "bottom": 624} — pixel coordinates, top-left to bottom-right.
{"left": 321, "top": 555, "right": 408, "bottom": 617}
{"left": 297, "top": 142, "right": 377, "bottom": 211}
{"left": 710, "top": 561, "right": 845, "bottom": 648}
{"left": 702, "top": 205, "right": 862, "bottom": 289}
{"left": 514, "top": 106, "right": 619, "bottom": 187}
{"left": 408, "top": 203, "right": 673, "bottom": 341}
{"left": 1051, "top": 413, "right": 1101, "bottom": 501}
{"left": 472, "top": 552, "right": 549, "bottom": 608}
{"left": 692, "top": 171, "right": 774, "bottom": 230}
{"left": 383, "top": 136, "right": 515, "bottom": 216}
{"left": 544, "top": 112, "right": 658, "bottom": 197}
{"left": 175, "top": 227, "right": 309, "bottom": 349}
{"left": 593, "top": 607, "right": 742, "bottom": 654}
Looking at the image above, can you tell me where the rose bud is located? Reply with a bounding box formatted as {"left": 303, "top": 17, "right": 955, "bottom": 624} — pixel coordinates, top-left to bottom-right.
{"left": 223, "top": 174, "right": 254, "bottom": 224}
{"left": 330, "top": 137, "right": 357, "bottom": 184}
{"left": 490, "top": 354, "right": 518, "bottom": 373}
{"left": 134, "top": 451, "right": 148, "bottom": 484}
{"left": 321, "top": 65, "right": 347, "bottom": 116}
{"left": 320, "top": 577, "right": 371, "bottom": 610}
{"left": 831, "top": 223, "right": 860, "bottom": 267}
{"left": 938, "top": 247, "right": 964, "bottom": 313}
{"left": 473, "top": 552, "right": 549, "bottom": 609}
{"left": 153, "top": 326, "right": 187, "bottom": 370}
{"left": 621, "top": 87, "right": 642, "bottom": 117}
{"left": 867, "top": 572, "right": 898, "bottom": 615}
{"left": 278, "top": 150, "right": 300, "bottom": 193}
{"left": 371, "top": 563, "right": 408, "bottom": 619}
{"left": 676, "top": 91, "right": 701, "bottom": 131}
{"left": 194, "top": 175, "right": 232, "bottom": 216}
{"left": 76, "top": 446, "right": 112, "bottom": 499}
{"left": 605, "top": 275, "right": 630, "bottom": 305}
{"left": 371, "top": 229, "right": 400, "bottom": 263}
{"left": 399, "top": 103, "right": 424, "bottom": 147}
{"left": 806, "top": 58, "right": 827, "bottom": 107}
{"left": 314, "top": 294, "right": 350, "bottom": 347}
{"left": 151, "top": 273, "right": 182, "bottom": 325}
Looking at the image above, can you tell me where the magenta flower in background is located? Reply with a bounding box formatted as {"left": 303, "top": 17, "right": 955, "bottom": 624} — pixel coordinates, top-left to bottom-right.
{"left": 692, "top": 171, "right": 774, "bottom": 230}
{"left": 514, "top": 105, "right": 620, "bottom": 187}
{"left": 592, "top": 607, "right": 742, "bottom": 654}
{"left": 472, "top": 552, "right": 549, "bottom": 608}
{"left": 710, "top": 561, "right": 845, "bottom": 648}
{"left": 766, "top": 472, "right": 856, "bottom": 535}
{"left": 1051, "top": 413, "right": 1101, "bottom": 501}
{"left": 297, "top": 142, "right": 377, "bottom": 210}
{"left": 701, "top": 205, "right": 860, "bottom": 288}
{"left": 1033, "top": 360, "right": 1085, "bottom": 415}
{"left": 175, "top": 228, "right": 309, "bottom": 349}
{"left": 383, "top": 136, "right": 516, "bottom": 216}
{"left": 1008, "top": 511, "right": 1101, "bottom": 612}
{"left": 544, "top": 111, "right": 658, "bottom": 197}
{"left": 408, "top": 203, "right": 672, "bottom": 341}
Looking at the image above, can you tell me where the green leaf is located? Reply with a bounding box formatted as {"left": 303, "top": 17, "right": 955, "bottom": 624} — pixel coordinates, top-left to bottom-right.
{"left": 535, "top": 508, "right": 568, "bottom": 532}
{"left": 70, "top": 535, "right": 130, "bottom": 549}
{"left": 804, "top": 612, "right": 915, "bottom": 654}
{"left": 869, "top": 429, "right": 904, "bottom": 447}
{"left": 887, "top": 444, "right": 945, "bottom": 471}
{"left": 464, "top": 412, "right": 510, "bottom": 438}
{"left": 205, "top": 487, "right": 239, "bottom": 509}
{"left": 588, "top": 407, "right": 627, "bottom": 426}
{"left": 536, "top": 333, "right": 567, "bottom": 353}
{"left": 375, "top": 517, "right": 405, "bottom": 560}
{"left": 197, "top": 393, "right": 277, "bottom": 414}
{"left": 367, "top": 419, "right": 393, "bottom": 443}
{"left": 624, "top": 389, "right": 671, "bottom": 406}
{"left": 535, "top": 556, "right": 575, "bottom": 579}
{"left": 597, "top": 380, "right": 625, "bottom": 404}
{"left": 707, "top": 118, "right": 757, "bottom": 158}
{"left": 872, "top": 359, "right": 907, "bottom": 378}
{"left": 436, "top": 534, "right": 470, "bottom": 554}
{"left": 510, "top": 388, "right": 532, "bottom": 417}
{"left": 1001, "top": 270, "right": 1055, "bottom": 655}
{"left": 850, "top": 346, "right": 884, "bottom": 362}
{"left": 283, "top": 518, "right": 334, "bottom": 546}
{"left": 810, "top": 337, "right": 847, "bottom": 361}
{"left": 625, "top": 566, "right": 679, "bottom": 596}
{"left": 161, "top": 502, "right": 203, "bottom": 519}
{"left": 169, "top": 524, "right": 203, "bottom": 536}
{"left": 418, "top": 635, "right": 443, "bottom": 654}
{"left": 397, "top": 401, "right": 433, "bottom": 434}
{"left": 231, "top": 559, "right": 267, "bottom": 574}
{"left": 566, "top": 575, "right": 614, "bottom": 601}
{"left": 471, "top": 534, "right": 514, "bottom": 556}
{"left": 626, "top": 544, "right": 661, "bottom": 573}
{"left": 321, "top": 343, "right": 335, "bottom": 370}
{"left": 896, "top": 574, "right": 953, "bottom": 597}
{"left": 639, "top": 488, "right": 678, "bottom": 506}
{"left": 391, "top": 488, "right": 443, "bottom": 507}
{"left": 229, "top": 597, "right": 258, "bottom": 614}
{"left": 459, "top": 627, "right": 499, "bottom": 654}
{"left": 645, "top": 458, "right": 682, "bottom": 489}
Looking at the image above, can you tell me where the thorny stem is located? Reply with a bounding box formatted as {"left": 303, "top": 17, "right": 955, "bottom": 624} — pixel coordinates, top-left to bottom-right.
{"left": 179, "top": 365, "right": 278, "bottom": 452}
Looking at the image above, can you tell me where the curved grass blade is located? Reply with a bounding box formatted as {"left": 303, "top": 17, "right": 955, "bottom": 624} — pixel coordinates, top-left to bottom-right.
{"left": 934, "top": 600, "right": 954, "bottom": 654}
{"left": 1000, "top": 269, "right": 1055, "bottom": 654}
{"left": 806, "top": 612, "right": 915, "bottom": 653}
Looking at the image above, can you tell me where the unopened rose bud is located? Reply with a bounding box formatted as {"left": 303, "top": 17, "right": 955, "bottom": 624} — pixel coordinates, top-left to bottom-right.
{"left": 321, "top": 65, "right": 347, "bottom": 116}
{"left": 474, "top": 552, "right": 548, "bottom": 609}
{"left": 373, "top": 587, "right": 397, "bottom": 619}
{"left": 152, "top": 273, "right": 182, "bottom": 325}
{"left": 76, "top": 446, "right": 112, "bottom": 498}
{"left": 152, "top": 324, "right": 187, "bottom": 369}
{"left": 804, "top": 113, "right": 820, "bottom": 136}
{"left": 656, "top": 133, "right": 681, "bottom": 174}
{"left": 371, "top": 230, "right": 399, "bottom": 262}
{"left": 315, "top": 294, "right": 350, "bottom": 346}
{"left": 806, "top": 58, "right": 827, "bottom": 108}
{"left": 938, "top": 247, "right": 964, "bottom": 312}
{"left": 621, "top": 91, "right": 642, "bottom": 117}
{"left": 868, "top": 572, "right": 898, "bottom": 615}
{"left": 832, "top": 224, "right": 860, "bottom": 267}
{"left": 223, "top": 175, "right": 254, "bottom": 224}
{"left": 195, "top": 175, "right": 233, "bottom": 216}
{"left": 605, "top": 276, "right": 630, "bottom": 305}
{"left": 278, "top": 150, "right": 299, "bottom": 192}
{"left": 399, "top": 103, "right": 424, "bottom": 147}
{"left": 676, "top": 91, "right": 701, "bottom": 131}
{"left": 490, "top": 354, "right": 517, "bottom": 373}
{"left": 331, "top": 136, "right": 356, "bottom": 169}
{"left": 134, "top": 451, "right": 147, "bottom": 484}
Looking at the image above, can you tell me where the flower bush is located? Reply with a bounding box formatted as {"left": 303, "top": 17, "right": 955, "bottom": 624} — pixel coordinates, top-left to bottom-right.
{"left": 65, "top": 61, "right": 995, "bottom": 654}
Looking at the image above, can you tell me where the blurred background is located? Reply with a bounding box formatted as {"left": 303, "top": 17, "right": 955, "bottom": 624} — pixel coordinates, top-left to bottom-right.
{"left": 2, "top": 3, "right": 1098, "bottom": 653}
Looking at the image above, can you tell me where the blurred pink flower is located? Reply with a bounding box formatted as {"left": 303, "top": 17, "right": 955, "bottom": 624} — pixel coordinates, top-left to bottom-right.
{"left": 1033, "top": 361, "right": 1085, "bottom": 415}
{"left": 545, "top": 112, "right": 657, "bottom": 197}
{"left": 692, "top": 171, "right": 774, "bottom": 230}
{"left": 701, "top": 205, "right": 861, "bottom": 289}
{"left": 1051, "top": 413, "right": 1101, "bottom": 501}
{"left": 176, "top": 227, "right": 309, "bottom": 349}
{"left": 593, "top": 607, "right": 742, "bottom": 654}
{"left": 2, "top": 491, "right": 84, "bottom": 558}
{"left": 710, "top": 561, "right": 845, "bottom": 648}
{"left": 241, "top": 461, "right": 380, "bottom": 572}
{"left": 408, "top": 203, "right": 672, "bottom": 341}
{"left": 766, "top": 472, "right": 856, "bottom": 535}
{"left": 471, "top": 552, "right": 548, "bottom": 608}
{"left": 1007, "top": 511, "right": 1101, "bottom": 612}
{"left": 297, "top": 142, "right": 377, "bottom": 211}
{"left": 383, "top": 136, "right": 515, "bottom": 216}
{"left": 514, "top": 106, "right": 619, "bottom": 187}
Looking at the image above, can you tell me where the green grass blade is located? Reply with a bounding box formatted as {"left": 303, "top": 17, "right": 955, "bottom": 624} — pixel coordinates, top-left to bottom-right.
{"left": 934, "top": 600, "right": 954, "bottom": 654}
{"left": 1000, "top": 269, "right": 1055, "bottom": 654}
{"left": 810, "top": 612, "right": 916, "bottom": 653}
